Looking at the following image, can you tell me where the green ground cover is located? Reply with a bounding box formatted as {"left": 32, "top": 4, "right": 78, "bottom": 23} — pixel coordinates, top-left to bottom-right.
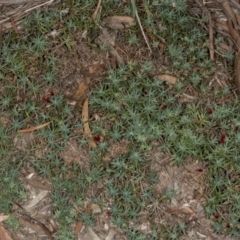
{"left": 0, "top": 0, "right": 239, "bottom": 239}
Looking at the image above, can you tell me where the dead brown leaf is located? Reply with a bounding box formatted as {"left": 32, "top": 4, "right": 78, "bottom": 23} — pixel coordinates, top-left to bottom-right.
{"left": 0, "top": 225, "right": 12, "bottom": 240}
{"left": 74, "top": 221, "right": 83, "bottom": 235}
{"left": 18, "top": 122, "right": 50, "bottom": 133}
{"left": 82, "top": 98, "right": 97, "bottom": 149}
{"left": 103, "top": 16, "right": 135, "bottom": 29}
{"left": 84, "top": 200, "right": 93, "bottom": 214}
{"left": 83, "top": 201, "right": 101, "bottom": 214}
{"left": 155, "top": 74, "right": 178, "bottom": 85}
{"left": 88, "top": 63, "right": 105, "bottom": 74}
{"left": 91, "top": 203, "right": 101, "bottom": 214}
{"left": 71, "top": 77, "right": 91, "bottom": 104}
{"left": 95, "top": 28, "right": 124, "bottom": 65}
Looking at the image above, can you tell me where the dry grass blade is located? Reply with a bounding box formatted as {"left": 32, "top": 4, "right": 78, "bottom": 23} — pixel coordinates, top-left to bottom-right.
{"left": 18, "top": 122, "right": 51, "bottom": 133}
{"left": 92, "top": 0, "right": 102, "bottom": 22}
{"left": 155, "top": 74, "right": 178, "bottom": 85}
{"left": 131, "top": 0, "right": 152, "bottom": 54}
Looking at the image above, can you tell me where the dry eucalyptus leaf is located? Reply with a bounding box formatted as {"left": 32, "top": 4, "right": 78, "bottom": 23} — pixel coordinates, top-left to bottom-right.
{"left": 103, "top": 16, "right": 135, "bottom": 29}
{"left": 87, "top": 227, "right": 101, "bottom": 240}
{"left": 18, "top": 122, "right": 51, "bottom": 133}
{"left": 23, "top": 190, "right": 49, "bottom": 212}
{"left": 21, "top": 177, "right": 52, "bottom": 191}
{"left": 234, "top": 51, "right": 240, "bottom": 93}
{"left": 82, "top": 98, "right": 97, "bottom": 149}
{"left": 0, "top": 225, "right": 12, "bottom": 240}
{"left": 155, "top": 74, "right": 178, "bottom": 85}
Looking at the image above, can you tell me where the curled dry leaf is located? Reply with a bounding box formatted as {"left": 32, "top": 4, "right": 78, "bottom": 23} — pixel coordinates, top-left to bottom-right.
{"left": 155, "top": 74, "right": 178, "bottom": 85}
{"left": 103, "top": 16, "right": 135, "bottom": 30}
{"left": 180, "top": 204, "right": 196, "bottom": 216}
{"left": 166, "top": 205, "right": 195, "bottom": 216}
